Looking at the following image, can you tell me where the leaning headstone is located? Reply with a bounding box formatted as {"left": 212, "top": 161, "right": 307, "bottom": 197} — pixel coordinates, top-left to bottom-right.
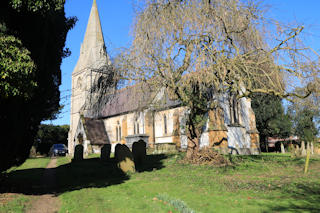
{"left": 100, "top": 144, "right": 111, "bottom": 161}
{"left": 132, "top": 140, "right": 147, "bottom": 169}
{"left": 301, "top": 141, "right": 306, "bottom": 156}
{"left": 74, "top": 144, "right": 84, "bottom": 161}
{"left": 115, "top": 144, "right": 135, "bottom": 173}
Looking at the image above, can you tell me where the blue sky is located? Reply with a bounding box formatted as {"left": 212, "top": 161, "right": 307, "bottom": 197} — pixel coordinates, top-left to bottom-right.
{"left": 45, "top": 0, "right": 320, "bottom": 126}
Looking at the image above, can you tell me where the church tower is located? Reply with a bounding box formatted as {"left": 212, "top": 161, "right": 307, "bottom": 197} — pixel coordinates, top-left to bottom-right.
{"left": 68, "top": 0, "right": 111, "bottom": 155}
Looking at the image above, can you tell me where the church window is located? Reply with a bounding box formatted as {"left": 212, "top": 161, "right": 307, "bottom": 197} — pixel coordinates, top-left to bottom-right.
{"left": 77, "top": 77, "right": 82, "bottom": 89}
{"left": 116, "top": 121, "right": 121, "bottom": 141}
{"left": 116, "top": 127, "right": 119, "bottom": 141}
{"left": 97, "top": 76, "right": 103, "bottom": 90}
{"left": 229, "top": 94, "right": 240, "bottom": 125}
{"left": 137, "top": 123, "right": 139, "bottom": 134}
{"left": 134, "top": 118, "right": 139, "bottom": 134}
{"left": 164, "top": 114, "right": 167, "bottom": 135}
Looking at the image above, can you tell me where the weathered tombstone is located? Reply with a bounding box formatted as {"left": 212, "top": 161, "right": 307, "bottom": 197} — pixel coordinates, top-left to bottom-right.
{"left": 132, "top": 139, "right": 147, "bottom": 169}
{"left": 294, "top": 144, "right": 301, "bottom": 157}
{"left": 274, "top": 142, "right": 280, "bottom": 153}
{"left": 100, "top": 144, "right": 111, "bottom": 161}
{"left": 280, "top": 143, "right": 285, "bottom": 153}
{"left": 115, "top": 144, "right": 135, "bottom": 173}
{"left": 74, "top": 144, "right": 84, "bottom": 161}
{"left": 301, "top": 141, "right": 306, "bottom": 156}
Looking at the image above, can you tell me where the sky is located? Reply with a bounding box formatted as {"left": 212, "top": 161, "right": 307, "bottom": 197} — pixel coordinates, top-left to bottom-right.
{"left": 44, "top": 0, "right": 320, "bottom": 126}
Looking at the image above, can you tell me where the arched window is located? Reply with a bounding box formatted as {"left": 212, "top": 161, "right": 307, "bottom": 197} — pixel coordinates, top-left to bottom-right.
{"left": 116, "top": 121, "right": 121, "bottom": 141}
{"left": 229, "top": 94, "right": 240, "bottom": 124}
{"left": 77, "top": 77, "right": 82, "bottom": 90}
{"left": 164, "top": 114, "right": 167, "bottom": 135}
{"left": 97, "top": 76, "right": 104, "bottom": 91}
{"left": 137, "top": 123, "right": 139, "bottom": 134}
{"left": 116, "top": 127, "right": 119, "bottom": 141}
{"left": 134, "top": 118, "right": 140, "bottom": 135}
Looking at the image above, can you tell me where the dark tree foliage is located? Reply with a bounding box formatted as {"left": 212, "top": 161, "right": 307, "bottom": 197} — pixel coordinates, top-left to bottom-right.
{"left": 294, "top": 108, "right": 319, "bottom": 143}
{"left": 0, "top": 0, "right": 76, "bottom": 172}
{"left": 34, "top": 124, "right": 69, "bottom": 155}
{"left": 251, "top": 93, "right": 292, "bottom": 152}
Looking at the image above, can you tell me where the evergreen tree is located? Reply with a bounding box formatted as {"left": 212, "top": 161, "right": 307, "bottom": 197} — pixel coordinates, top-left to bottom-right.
{"left": 251, "top": 93, "right": 292, "bottom": 151}
{"left": 294, "top": 108, "right": 319, "bottom": 143}
{"left": 34, "top": 124, "right": 69, "bottom": 155}
{"left": 0, "top": 0, "right": 76, "bottom": 172}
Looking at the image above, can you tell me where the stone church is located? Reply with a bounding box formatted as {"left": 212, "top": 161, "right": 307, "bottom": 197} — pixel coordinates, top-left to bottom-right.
{"left": 68, "top": 0, "right": 260, "bottom": 156}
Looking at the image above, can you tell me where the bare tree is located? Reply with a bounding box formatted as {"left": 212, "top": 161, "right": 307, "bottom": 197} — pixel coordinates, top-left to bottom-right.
{"left": 116, "top": 0, "right": 320, "bottom": 158}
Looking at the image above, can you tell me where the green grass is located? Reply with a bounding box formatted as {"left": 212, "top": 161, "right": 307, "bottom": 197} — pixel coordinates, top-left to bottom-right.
{"left": 1, "top": 154, "right": 319, "bottom": 212}
{"left": 0, "top": 157, "right": 50, "bottom": 213}
{"left": 0, "top": 194, "right": 30, "bottom": 213}
{"left": 8, "top": 157, "right": 51, "bottom": 172}
{"left": 54, "top": 153, "right": 320, "bottom": 213}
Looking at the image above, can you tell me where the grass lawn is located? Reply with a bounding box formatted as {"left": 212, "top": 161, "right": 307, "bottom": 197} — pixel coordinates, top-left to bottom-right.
{"left": 55, "top": 153, "right": 320, "bottom": 213}
{"left": 1, "top": 154, "right": 319, "bottom": 213}
{"left": 0, "top": 157, "right": 51, "bottom": 213}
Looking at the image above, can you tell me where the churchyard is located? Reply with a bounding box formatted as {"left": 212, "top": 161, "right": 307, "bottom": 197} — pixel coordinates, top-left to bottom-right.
{"left": 1, "top": 152, "right": 320, "bottom": 213}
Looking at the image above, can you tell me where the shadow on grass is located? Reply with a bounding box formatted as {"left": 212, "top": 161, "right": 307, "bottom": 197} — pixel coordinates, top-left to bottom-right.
{"left": 0, "top": 154, "right": 167, "bottom": 196}
{"left": 263, "top": 182, "right": 320, "bottom": 213}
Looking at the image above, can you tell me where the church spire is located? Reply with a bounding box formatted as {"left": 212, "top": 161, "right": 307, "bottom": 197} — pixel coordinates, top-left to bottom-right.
{"left": 73, "top": 0, "right": 110, "bottom": 73}
{"left": 82, "top": 0, "right": 105, "bottom": 49}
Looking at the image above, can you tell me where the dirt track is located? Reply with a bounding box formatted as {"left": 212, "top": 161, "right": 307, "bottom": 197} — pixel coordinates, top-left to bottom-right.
{"left": 26, "top": 158, "right": 60, "bottom": 213}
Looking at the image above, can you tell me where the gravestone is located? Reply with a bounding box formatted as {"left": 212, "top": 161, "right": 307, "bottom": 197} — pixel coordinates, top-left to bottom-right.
{"left": 280, "top": 143, "right": 285, "bottom": 153}
{"left": 74, "top": 144, "right": 84, "bottom": 161}
{"left": 132, "top": 140, "right": 147, "bottom": 169}
{"left": 100, "top": 144, "right": 111, "bottom": 161}
{"left": 115, "top": 144, "right": 135, "bottom": 173}
{"left": 301, "top": 142, "right": 306, "bottom": 156}
{"left": 294, "top": 144, "right": 301, "bottom": 157}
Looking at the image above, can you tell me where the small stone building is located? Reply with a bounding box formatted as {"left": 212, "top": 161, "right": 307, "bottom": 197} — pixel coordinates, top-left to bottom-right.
{"left": 68, "top": 0, "right": 260, "bottom": 156}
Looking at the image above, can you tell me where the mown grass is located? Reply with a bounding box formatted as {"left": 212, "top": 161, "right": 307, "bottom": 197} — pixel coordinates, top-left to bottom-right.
{"left": 0, "top": 194, "right": 30, "bottom": 213}
{"left": 1, "top": 154, "right": 319, "bottom": 212}
{"left": 0, "top": 158, "right": 51, "bottom": 213}
{"left": 55, "top": 153, "right": 320, "bottom": 213}
{"left": 8, "top": 157, "right": 51, "bottom": 172}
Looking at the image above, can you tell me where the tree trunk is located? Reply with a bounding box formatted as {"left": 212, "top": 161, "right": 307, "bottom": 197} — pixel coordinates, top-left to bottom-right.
{"left": 311, "top": 142, "right": 314, "bottom": 155}
{"left": 265, "top": 140, "right": 269, "bottom": 152}
{"left": 186, "top": 136, "right": 200, "bottom": 159}
{"left": 186, "top": 125, "right": 201, "bottom": 159}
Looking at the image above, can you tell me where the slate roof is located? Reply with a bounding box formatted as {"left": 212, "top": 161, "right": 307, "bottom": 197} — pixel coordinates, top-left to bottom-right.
{"left": 99, "top": 84, "right": 180, "bottom": 118}
{"left": 83, "top": 117, "right": 109, "bottom": 145}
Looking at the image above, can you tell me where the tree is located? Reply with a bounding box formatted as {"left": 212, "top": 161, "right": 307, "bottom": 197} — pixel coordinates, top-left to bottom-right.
{"left": 34, "top": 124, "right": 69, "bottom": 155}
{"left": 117, "top": 0, "right": 319, "bottom": 159}
{"left": 251, "top": 93, "right": 292, "bottom": 152}
{"left": 0, "top": 0, "right": 76, "bottom": 172}
{"left": 294, "top": 108, "right": 318, "bottom": 143}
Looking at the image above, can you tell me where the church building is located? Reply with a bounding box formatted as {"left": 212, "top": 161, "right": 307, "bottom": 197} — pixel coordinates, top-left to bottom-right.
{"left": 68, "top": 0, "right": 260, "bottom": 156}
